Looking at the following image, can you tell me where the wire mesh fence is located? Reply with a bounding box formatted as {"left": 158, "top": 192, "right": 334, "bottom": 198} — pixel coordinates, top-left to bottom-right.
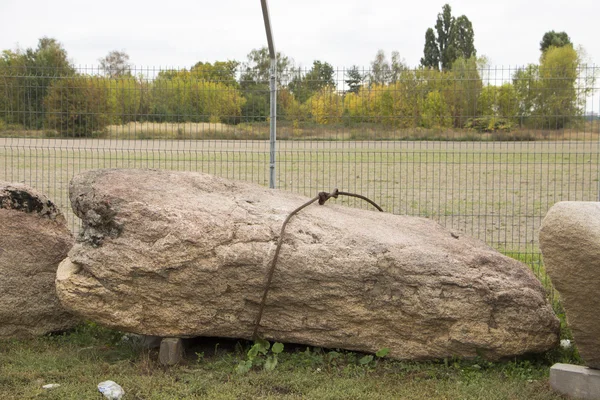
{"left": 1, "top": 64, "right": 599, "bottom": 289}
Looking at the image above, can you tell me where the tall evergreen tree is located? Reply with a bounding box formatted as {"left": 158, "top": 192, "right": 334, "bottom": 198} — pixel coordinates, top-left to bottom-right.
{"left": 435, "top": 4, "right": 454, "bottom": 70}
{"left": 420, "top": 28, "right": 440, "bottom": 69}
{"left": 423, "top": 4, "right": 476, "bottom": 70}
{"left": 345, "top": 65, "right": 364, "bottom": 93}
{"left": 450, "top": 15, "right": 476, "bottom": 60}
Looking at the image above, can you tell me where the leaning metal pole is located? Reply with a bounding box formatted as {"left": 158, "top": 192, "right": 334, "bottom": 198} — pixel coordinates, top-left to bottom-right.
{"left": 261, "top": 0, "right": 277, "bottom": 189}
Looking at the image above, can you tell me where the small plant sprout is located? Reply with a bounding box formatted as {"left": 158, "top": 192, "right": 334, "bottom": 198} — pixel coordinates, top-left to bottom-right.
{"left": 359, "top": 355, "right": 374, "bottom": 365}
{"left": 265, "top": 342, "right": 284, "bottom": 371}
{"left": 235, "top": 339, "right": 285, "bottom": 374}
{"left": 359, "top": 347, "right": 390, "bottom": 367}
{"left": 376, "top": 348, "right": 390, "bottom": 358}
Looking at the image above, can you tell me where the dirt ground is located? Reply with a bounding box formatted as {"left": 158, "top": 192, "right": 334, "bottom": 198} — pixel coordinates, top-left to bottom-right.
{"left": 1, "top": 138, "right": 598, "bottom": 255}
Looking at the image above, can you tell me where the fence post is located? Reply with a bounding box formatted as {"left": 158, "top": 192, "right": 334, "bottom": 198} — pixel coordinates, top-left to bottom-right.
{"left": 269, "top": 59, "right": 277, "bottom": 189}
{"left": 260, "top": 0, "right": 277, "bottom": 189}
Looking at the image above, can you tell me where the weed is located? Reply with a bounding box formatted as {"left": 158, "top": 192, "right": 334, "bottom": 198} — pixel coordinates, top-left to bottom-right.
{"left": 357, "top": 347, "right": 390, "bottom": 369}
{"left": 234, "top": 339, "right": 284, "bottom": 374}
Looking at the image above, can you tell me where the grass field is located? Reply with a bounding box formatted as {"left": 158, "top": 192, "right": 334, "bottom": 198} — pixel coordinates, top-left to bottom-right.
{"left": 0, "top": 323, "right": 579, "bottom": 400}
{"left": 1, "top": 135, "right": 594, "bottom": 398}
{"left": 1, "top": 137, "right": 598, "bottom": 256}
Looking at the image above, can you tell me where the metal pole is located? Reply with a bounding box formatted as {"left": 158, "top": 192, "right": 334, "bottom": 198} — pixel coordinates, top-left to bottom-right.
{"left": 260, "top": 0, "right": 277, "bottom": 189}
{"left": 269, "top": 59, "right": 277, "bottom": 189}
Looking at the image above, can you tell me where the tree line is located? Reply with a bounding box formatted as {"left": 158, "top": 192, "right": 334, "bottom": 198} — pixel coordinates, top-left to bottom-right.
{"left": 0, "top": 4, "right": 595, "bottom": 137}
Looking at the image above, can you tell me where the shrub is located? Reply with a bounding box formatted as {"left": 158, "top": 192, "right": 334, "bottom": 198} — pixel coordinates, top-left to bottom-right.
{"left": 466, "top": 116, "right": 513, "bottom": 133}
{"left": 44, "top": 76, "right": 112, "bottom": 137}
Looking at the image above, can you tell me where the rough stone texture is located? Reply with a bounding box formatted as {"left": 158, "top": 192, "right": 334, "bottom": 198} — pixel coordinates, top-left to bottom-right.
{"left": 159, "top": 338, "right": 184, "bottom": 366}
{"left": 56, "top": 169, "right": 559, "bottom": 360}
{"left": 550, "top": 363, "right": 600, "bottom": 399}
{"left": 0, "top": 182, "right": 77, "bottom": 338}
{"left": 540, "top": 201, "right": 600, "bottom": 369}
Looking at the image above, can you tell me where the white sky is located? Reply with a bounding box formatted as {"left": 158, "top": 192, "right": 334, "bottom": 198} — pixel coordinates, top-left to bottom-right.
{"left": 1, "top": 0, "right": 598, "bottom": 71}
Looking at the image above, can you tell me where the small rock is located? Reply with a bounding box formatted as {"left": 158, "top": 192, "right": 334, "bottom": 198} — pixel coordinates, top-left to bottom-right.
{"left": 159, "top": 337, "right": 184, "bottom": 366}
{"left": 98, "top": 380, "right": 124, "bottom": 400}
{"left": 42, "top": 383, "right": 61, "bottom": 389}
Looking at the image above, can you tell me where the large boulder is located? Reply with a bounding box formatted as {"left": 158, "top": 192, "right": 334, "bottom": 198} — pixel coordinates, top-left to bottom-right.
{"left": 56, "top": 169, "right": 559, "bottom": 360}
{"left": 540, "top": 202, "right": 600, "bottom": 369}
{"left": 0, "top": 182, "right": 77, "bottom": 338}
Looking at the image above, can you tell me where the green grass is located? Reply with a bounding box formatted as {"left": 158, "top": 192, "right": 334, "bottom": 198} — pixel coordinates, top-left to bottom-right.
{"left": 0, "top": 322, "right": 579, "bottom": 400}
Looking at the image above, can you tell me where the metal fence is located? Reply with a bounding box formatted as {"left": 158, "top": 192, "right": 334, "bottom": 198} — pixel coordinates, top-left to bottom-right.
{"left": 1, "top": 64, "right": 599, "bottom": 287}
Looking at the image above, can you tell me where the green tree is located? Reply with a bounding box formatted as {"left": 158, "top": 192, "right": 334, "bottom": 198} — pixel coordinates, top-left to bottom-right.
{"left": 111, "top": 75, "right": 150, "bottom": 124}
{"left": 474, "top": 83, "right": 518, "bottom": 131}
{"left": 289, "top": 60, "right": 334, "bottom": 103}
{"left": 1, "top": 38, "right": 75, "bottom": 129}
{"left": 191, "top": 60, "right": 240, "bottom": 86}
{"left": 448, "top": 56, "right": 483, "bottom": 127}
{"left": 424, "top": 4, "right": 476, "bottom": 71}
{"left": 513, "top": 44, "right": 592, "bottom": 129}
{"left": 344, "top": 68, "right": 425, "bottom": 129}
{"left": 421, "top": 90, "right": 452, "bottom": 128}
{"left": 240, "top": 47, "right": 292, "bottom": 87}
{"left": 0, "top": 50, "right": 25, "bottom": 127}
{"left": 449, "top": 15, "right": 476, "bottom": 61}
{"left": 149, "top": 70, "right": 245, "bottom": 124}
{"left": 239, "top": 47, "right": 293, "bottom": 122}
{"left": 435, "top": 4, "right": 454, "bottom": 70}
{"left": 99, "top": 50, "right": 131, "bottom": 78}
{"left": 24, "top": 37, "right": 74, "bottom": 76}
{"left": 540, "top": 31, "right": 571, "bottom": 53}
{"left": 496, "top": 83, "right": 519, "bottom": 121}
{"left": 513, "top": 64, "right": 540, "bottom": 127}
{"left": 477, "top": 85, "right": 497, "bottom": 117}
{"left": 345, "top": 65, "right": 364, "bottom": 94}
{"left": 44, "top": 76, "right": 112, "bottom": 137}
{"left": 536, "top": 45, "right": 581, "bottom": 129}
{"left": 278, "top": 87, "right": 305, "bottom": 128}
{"left": 420, "top": 28, "right": 440, "bottom": 70}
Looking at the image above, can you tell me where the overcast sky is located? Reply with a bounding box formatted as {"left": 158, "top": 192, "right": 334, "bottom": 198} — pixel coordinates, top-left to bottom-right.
{"left": 1, "top": 0, "right": 598, "bottom": 71}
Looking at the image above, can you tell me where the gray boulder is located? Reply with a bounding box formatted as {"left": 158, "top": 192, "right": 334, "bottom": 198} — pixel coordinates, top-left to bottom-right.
{"left": 0, "top": 182, "right": 77, "bottom": 338}
{"left": 540, "top": 201, "right": 600, "bottom": 369}
{"left": 56, "top": 169, "right": 559, "bottom": 360}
